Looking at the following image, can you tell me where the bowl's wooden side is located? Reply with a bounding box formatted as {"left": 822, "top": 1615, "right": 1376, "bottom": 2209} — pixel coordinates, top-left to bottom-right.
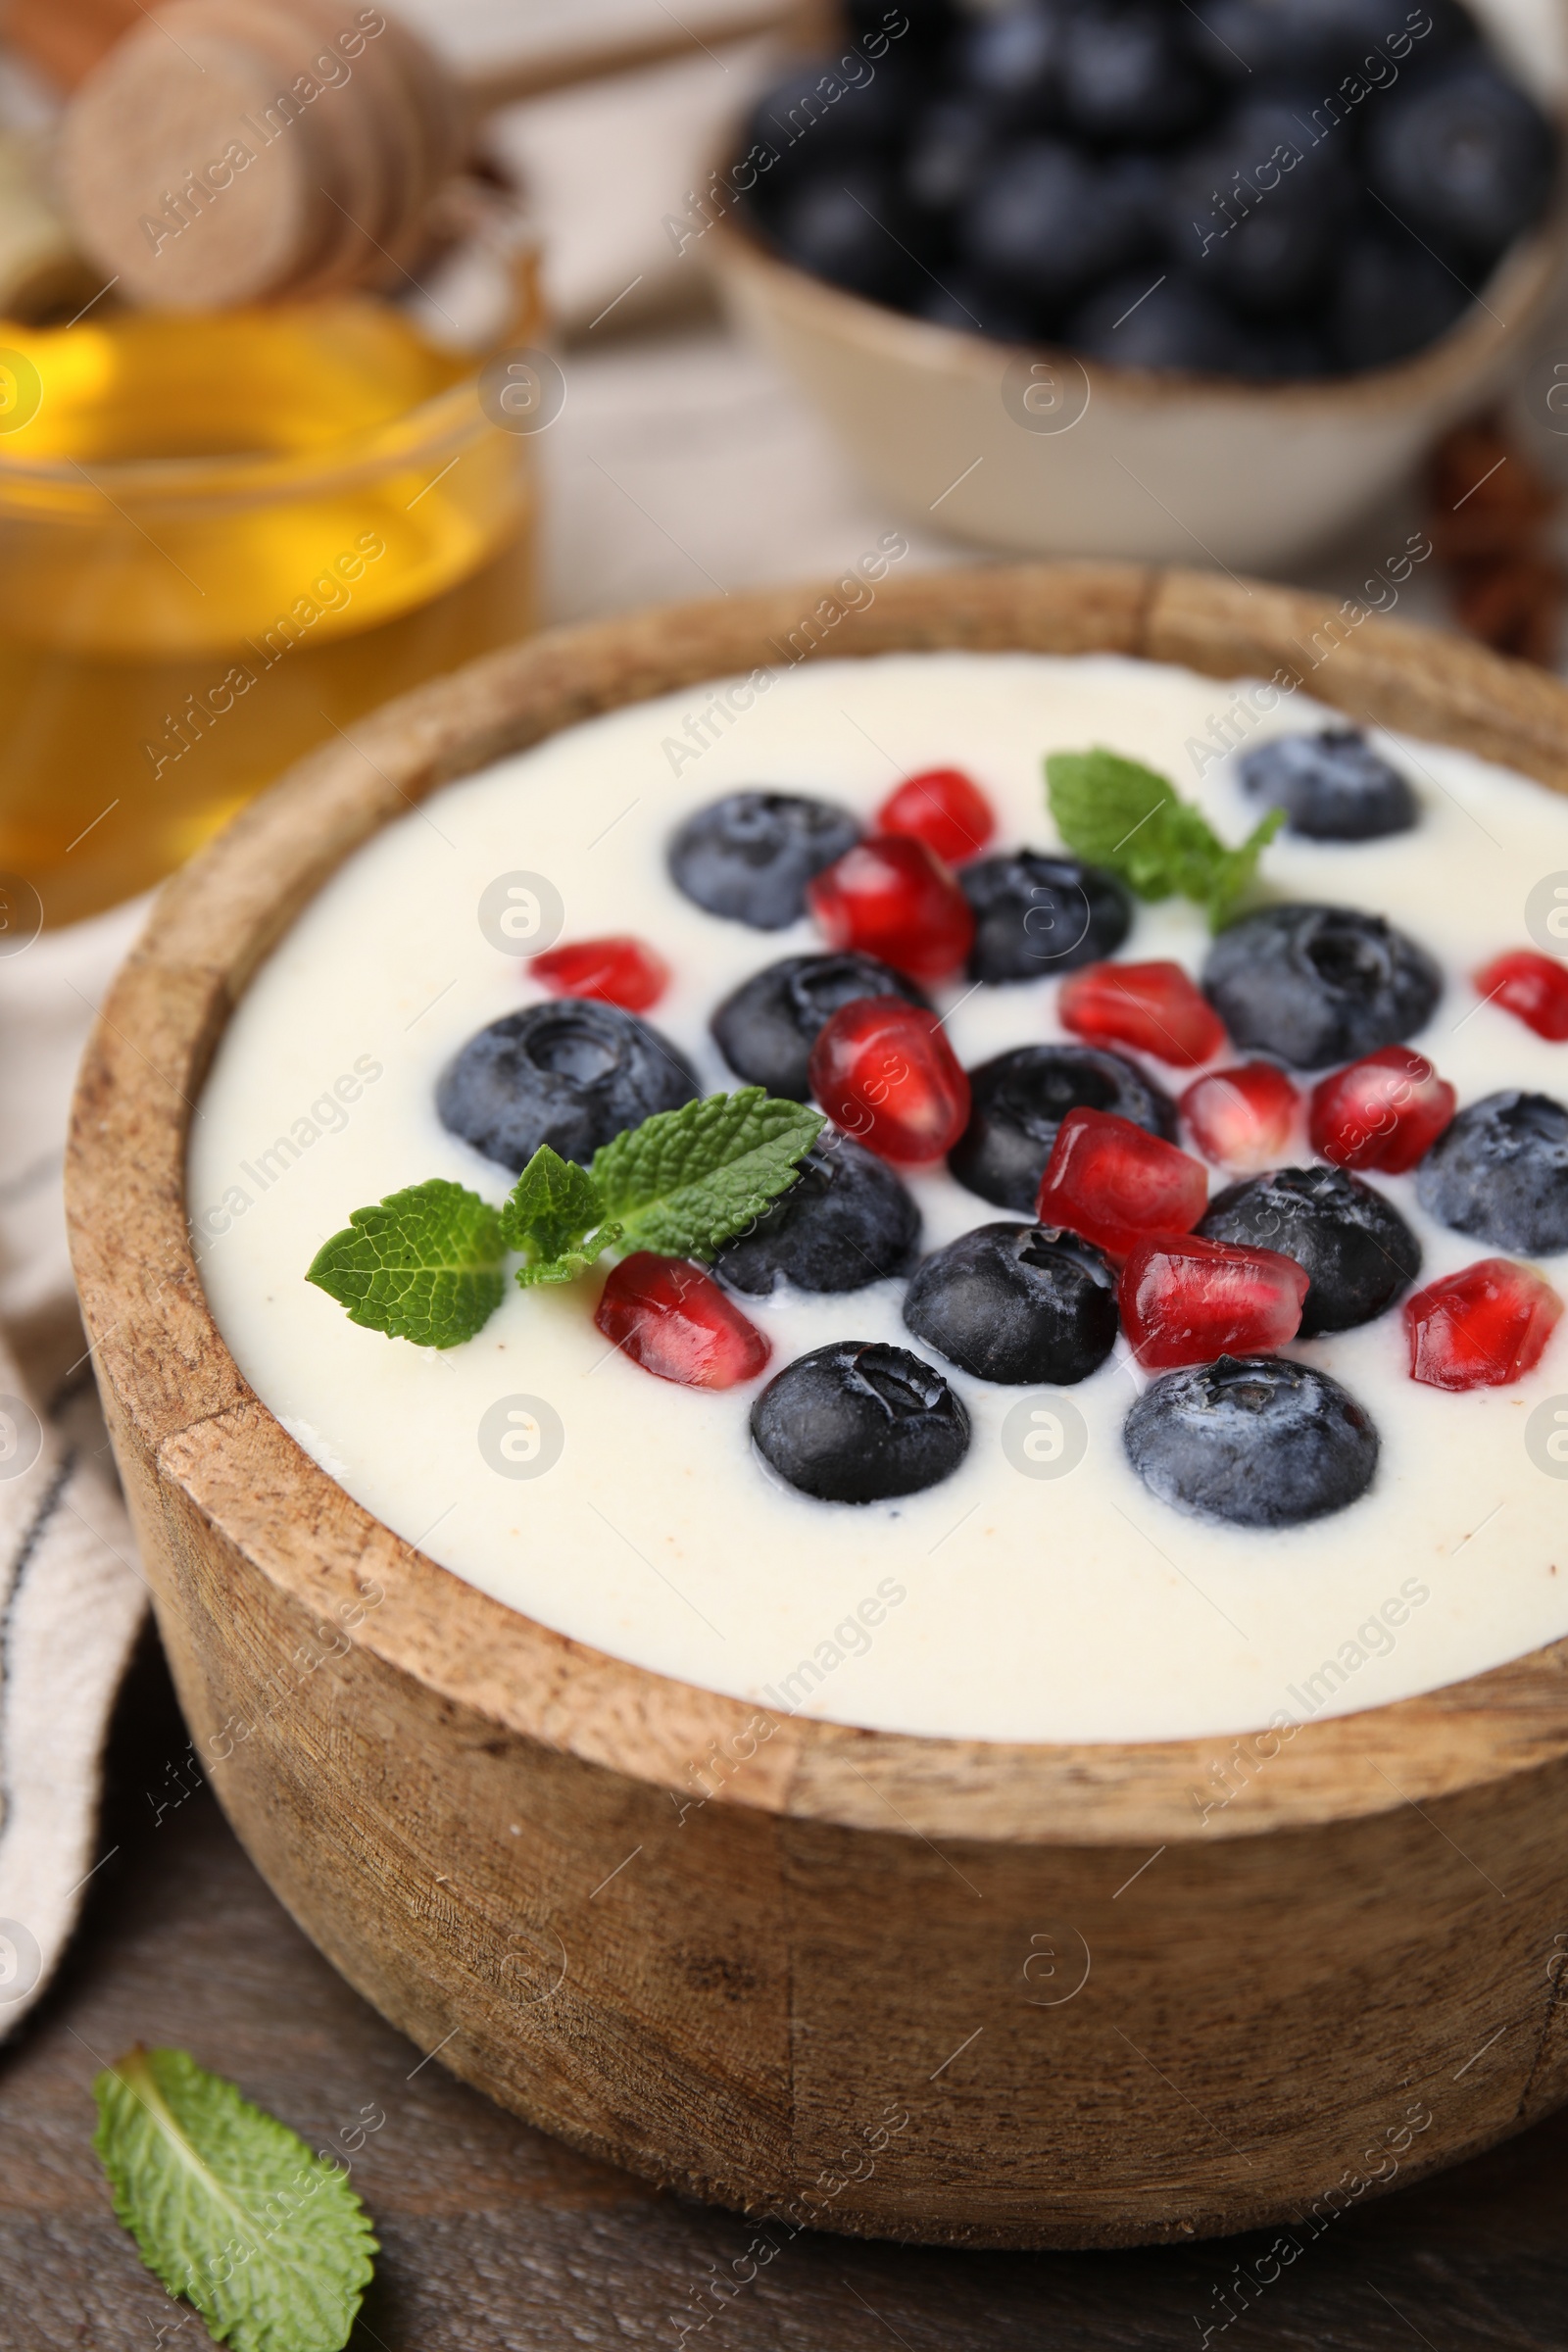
{"left": 66, "top": 563, "right": 1568, "bottom": 2245}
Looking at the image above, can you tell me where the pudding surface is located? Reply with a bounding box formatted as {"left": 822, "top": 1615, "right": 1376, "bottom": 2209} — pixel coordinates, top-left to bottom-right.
{"left": 189, "top": 652, "right": 1568, "bottom": 1744}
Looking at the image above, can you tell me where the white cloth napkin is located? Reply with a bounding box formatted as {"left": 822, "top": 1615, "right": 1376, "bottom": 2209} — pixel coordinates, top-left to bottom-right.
{"left": 0, "top": 896, "right": 151, "bottom": 2040}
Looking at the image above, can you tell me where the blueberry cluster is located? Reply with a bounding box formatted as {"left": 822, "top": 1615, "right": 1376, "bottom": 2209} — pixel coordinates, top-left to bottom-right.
{"left": 437, "top": 732, "right": 1568, "bottom": 1531}
{"left": 733, "top": 0, "right": 1557, "bottom": 379}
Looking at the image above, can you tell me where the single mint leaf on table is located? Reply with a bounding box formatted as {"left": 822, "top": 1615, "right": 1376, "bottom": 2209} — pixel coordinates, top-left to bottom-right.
{"left": 1045, "top": 746, "right": 1280, "bottom": 930}
{"left": 500, "top": 1144, "right": 623, "bottom": 1287}
{"left": 591, "top": 1087, "right": 823, "bottom": 1259}
{"left": 306, "top": 1177, "right": 505, "bottom": 1347}
{"left": 93, "top": 2044, "right": 377, "bottom": 2352}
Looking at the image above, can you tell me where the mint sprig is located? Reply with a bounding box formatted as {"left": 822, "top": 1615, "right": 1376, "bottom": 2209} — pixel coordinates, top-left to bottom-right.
{"left": 1046, "top": 746, "right": 1282, "bottom": 927}
{"left": 500, "top": 1144, "right": 623, "bottom": 1286}
{"left": 93, "top": 2044, "right": 377, "bottom": 2352}
{"left": 592, "top": 1087, "right": 821, "bottom": 1257}
{"left": 306, "top": 1177, "right": 505, "bottom": 1348}
{"left": 310, "top": 1090, "right": 823, "bottom": 1348}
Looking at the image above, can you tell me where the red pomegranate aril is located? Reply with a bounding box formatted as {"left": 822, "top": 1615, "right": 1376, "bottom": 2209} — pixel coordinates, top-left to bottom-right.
{"left": 1308, "top": 1046, "right": 1457, "bottom": 1174}
{"left": 1473, "top": 950, "right": 1568, "bottom": 1042}
{"left": 806, "top": 833, "right": 974, "bottom": 983}
{"left": 808, "top": 998, "right": 970, "bottom": 1164}
{"left": 1058, "top": 958, "right": 1226, "bottom": 1068}
{"left": 1180, "top": 1060, "right": 1301, "bottom": 1174}
{"left": 875, "top": 766, "right": 996, "bottom": 864}
{"left": 1035, "top": 1107, "right": 1209, "bottom": 1262}
{"left": 1119, "top": 1233, "right": 1308, "bottom": 1369}
{"left": 530, "top": 934, "right": 669, "bottom": 1012}
{"left": 1404, "top": 1257, "right": 1563, "bottom": 1392}
{"left": 594, "top": 1254, "right": 770, "bottom": 1389}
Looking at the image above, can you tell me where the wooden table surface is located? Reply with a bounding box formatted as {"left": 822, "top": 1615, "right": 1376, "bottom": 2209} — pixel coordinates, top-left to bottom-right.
{"left": 4, "top": 1625, "right": 1568, "bottom": 2352}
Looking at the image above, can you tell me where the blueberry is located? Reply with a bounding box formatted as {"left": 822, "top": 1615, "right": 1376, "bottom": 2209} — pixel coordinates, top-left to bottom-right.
{"left": 1415, "top": 1091, "right": 1568, "bottom": 1254}
{"left": 1201, "top": 904, "right": 1442, "bottom": 1070}
{"left": 1228, "top": 320, "right": 1333, "bottom": 382}
{"left": 711, "top": 952, "right": 930, "bottom": 1101}
{"left": 770, "top": 168, "right": 919, "bottom": 306}
{"left": 1239, "top": 729, "right": 1417, "bottom": 841}
{"left": 950, "top": 1045, "right": 1177, "bottom": 1212}
{"left": 1365, "top": 62, "right": 1556, "bottom": 270}
{"left": 668, "top": 791, "right": 858, "bottom": 930}
{"left": 904, "top": 97, "right": 997, "bottom": 222}
{"left": 1058, "top": 0, "right": 1216, "bottom": 145}
{"left": 956, "top": 141, "right": 1154, "bottom": 315}
{"left": 437, "top": 1000, "right": 698, "bottom": 1173}
{"left": 904, "top": 1221, "right": 1118, "bottom": 1384}
{"left": 1328, "top": 230, "right": 1472, "bottom": 372}
{"left": 752, "top": 1341, "right": 970, "bottom": 1502}
{"left": 1066, "top": 271, "right": 1250, "bottom": 373}
{"left": 1124, "top": 1354, "right": 1379, "bottom": 1528}
{"left": 1198, "top": 1165, "right": 1421, "bottom": 1335}
{"left": 1194, "top": 0, "right": 1467, "bottom": 84}
{"left": 960, "top": 850, "right": 1131, "bottom": 982}
{"left": 714, "top": 1137, "right": 920, "bottom": 1295}
{"left": 955, "top": 2, "right": 1067, "bottom": 133}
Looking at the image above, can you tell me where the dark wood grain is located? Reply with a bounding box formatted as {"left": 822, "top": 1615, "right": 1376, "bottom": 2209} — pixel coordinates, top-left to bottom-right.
{"left": 4, "top": 1625, "right": 1568, "bottom": 2349}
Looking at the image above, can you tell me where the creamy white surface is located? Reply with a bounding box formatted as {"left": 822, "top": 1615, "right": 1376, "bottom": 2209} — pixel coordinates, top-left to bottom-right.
{"left": 190, "top": 653, "right": 1568, "bottom": 1743}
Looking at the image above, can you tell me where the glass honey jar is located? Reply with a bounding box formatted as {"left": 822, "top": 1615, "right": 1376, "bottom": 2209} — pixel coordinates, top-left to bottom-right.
{"left": 0, "top": 271, "right": 540, "bottom": 925}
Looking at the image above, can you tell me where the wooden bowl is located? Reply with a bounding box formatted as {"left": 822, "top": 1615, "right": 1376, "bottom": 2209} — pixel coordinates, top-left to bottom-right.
{"left": 66, "top": 564, "right": 1568, "bottom": 2251}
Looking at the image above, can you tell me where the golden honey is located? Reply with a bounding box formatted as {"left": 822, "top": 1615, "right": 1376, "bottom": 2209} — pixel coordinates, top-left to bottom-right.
{"left": 0, "top": 297, "right": 536, "bottom": 924}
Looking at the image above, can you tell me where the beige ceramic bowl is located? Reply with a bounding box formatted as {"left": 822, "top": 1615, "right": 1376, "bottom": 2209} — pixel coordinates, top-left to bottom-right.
{"left": 707, "top": 2, "right": 1568, "bottom": 568}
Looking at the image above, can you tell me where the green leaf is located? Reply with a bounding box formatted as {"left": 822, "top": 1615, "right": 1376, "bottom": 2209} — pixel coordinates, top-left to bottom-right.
{"left": 590, "top": 1088, "right": 823, "bottom": 1259}
{"left": 93, "top": 2045, "right": 377, "bottom": 2352}
{"left": 500, "top": 1145, "right": 623, "bottom": 1287}
{"left": 306, "top": 1178, "right": 505, "bottom": 1347}
{"left": 1205, "top": 806, "right": 1286, "bottom": 926}
{"left": 1045, "top": 746, "right": 1279, "bottom": 930}
{"left": 1045, "top": 748, "right": 1179, "bottom": 895}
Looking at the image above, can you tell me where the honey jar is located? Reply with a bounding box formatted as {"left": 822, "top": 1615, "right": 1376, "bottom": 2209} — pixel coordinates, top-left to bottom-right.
{"left": 0, "top": 281, "right": 540, "bottom": 924}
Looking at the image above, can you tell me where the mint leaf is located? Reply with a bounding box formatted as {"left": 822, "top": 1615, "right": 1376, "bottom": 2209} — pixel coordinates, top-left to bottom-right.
{"left": 307, "top": 1178, "right": 504, "bottom": 1347}
{"left": 501, "top": 1145, "right": 623, "bottom": 1287}
{"left": 1206, "top": 807, "right": 1286, "bottom": 926}
{"left": 1045, "top": 746, "right": 1278, "bottom": 929}
{"left": 591, "top": 1088, "right": 822, "bottom": 1259}
{"left": 93, "top": 2044, "right": 376, "bottom": 2352}
{"left": 1046, "top": 748, "right": 1179, "bottom": 895}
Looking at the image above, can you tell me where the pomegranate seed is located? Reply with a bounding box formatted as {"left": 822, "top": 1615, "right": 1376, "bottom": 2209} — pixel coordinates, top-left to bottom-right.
{"left": 876, "top": 766, "right": 995, "bottom": 864}
{"left": 530, "top": 934, "right": 669, "bottom": 1012}
{"left": 1308, "top": 1047, "right": 1456, "bottom": 1174}
{"left": 594, "top": 1253, "right": 770, "bottom": 1388}
{"left": 1035, "top": 1107, "right": 1209, "bottom": 1262}
{"left": 808, "top": 998, "right": 970, "bottom": 1164}
{"left": 1119, "top": 1232, "right": 1308, "bottom": 1369}
{"left": 807, "top": 834, "right": 974, "bottom": 983}
{"left": 1057, "top": 959, "right": 1226, "bottom": 1068}
{"left": 1180, "top": 1060, "right": 1301, "bottom": 1174}
{"left": 1404, "top": 1257, "right": 1563, "bottom": 1392}
{"left": 1473, "top": 950, "right": 1568, "bottom": 1042}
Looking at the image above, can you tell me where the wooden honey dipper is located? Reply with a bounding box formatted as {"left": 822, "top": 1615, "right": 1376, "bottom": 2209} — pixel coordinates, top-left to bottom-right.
{"left": 50, "top": 0, "right": 800, "bottom": 310}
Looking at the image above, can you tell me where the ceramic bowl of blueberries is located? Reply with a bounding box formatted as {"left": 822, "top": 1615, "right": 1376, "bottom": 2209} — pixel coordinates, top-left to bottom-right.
{"left": 707, "top": 0, "right": 1568, "bottom": 565}
{"left": 67, "top": 560, "right": 1568, "bottom": 2249}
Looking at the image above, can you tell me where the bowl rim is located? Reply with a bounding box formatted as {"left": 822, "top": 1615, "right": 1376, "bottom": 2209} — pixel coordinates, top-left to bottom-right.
{"left": 703, "top": 195, "right": 1568, "bottom": 418}
{"left": 65, "top": 560, "right": 1568, "bottom": 1853}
